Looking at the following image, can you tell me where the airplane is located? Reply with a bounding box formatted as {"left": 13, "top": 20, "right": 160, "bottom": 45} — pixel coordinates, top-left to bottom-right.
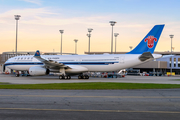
{"left": 4, "top": 24, "right": 165, "bottom": 79}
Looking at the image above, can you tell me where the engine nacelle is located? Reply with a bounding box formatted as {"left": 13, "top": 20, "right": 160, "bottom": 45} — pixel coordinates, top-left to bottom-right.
{"left": 29, "top": 66, "right": 49, "bottom": 76}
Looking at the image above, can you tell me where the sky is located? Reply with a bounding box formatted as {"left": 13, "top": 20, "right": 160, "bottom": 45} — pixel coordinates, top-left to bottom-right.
{"left": 0, "top": 0, "right": 180, "bottom": 54}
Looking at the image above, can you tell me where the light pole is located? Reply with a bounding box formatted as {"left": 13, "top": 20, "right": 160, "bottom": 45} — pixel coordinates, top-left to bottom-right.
{"left": 59, "top": 30, "right": 64, "bottom": 55}
{"left": 109, "top": 21, "right": 116, "bottom": 54}
{"left": 129, "top": 46, "right": 133, "bottom": 50}
{"left": 169, "top": 34, "right": 174, "bottom": 76}
{"left": 14, "top": 15, "right": 21, "bottom": 56}
{"left": 114, "top": 33, "right": 119, "bottom": 53}
{"left": 87, "top": 28, "right": 93, "bottom": 54}
{"left": 74, "top": 39, "right": 78, "bottom": 54}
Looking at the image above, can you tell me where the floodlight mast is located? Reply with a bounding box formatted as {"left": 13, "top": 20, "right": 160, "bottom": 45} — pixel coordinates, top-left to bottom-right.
{"left": 87, "top": 28, "right": 93, "bottom": 54}
{"left": 59, "top": 30, "right": 64, "bottom": 55}
{"left": 14, "top": 15, "right": 21, "bottom": 56}
{"left": 114, "top": 33, "right": 119, "bottom": 53}
{"left": 109, "top": 21, "right": 116, "bottom": 54}
{"left": 169, "top": 34, "right": 174, "bottom": 76}
{"left": 129, "top": 46, "right": 133, "bottom": 50}
{"left": 74, "top": 39, "right": 78, "bottom": 54}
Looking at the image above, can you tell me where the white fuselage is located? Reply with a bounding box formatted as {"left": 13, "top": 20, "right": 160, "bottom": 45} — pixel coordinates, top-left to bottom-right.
{"left": 4, "top": 54, "right": 161, "bottom": 73}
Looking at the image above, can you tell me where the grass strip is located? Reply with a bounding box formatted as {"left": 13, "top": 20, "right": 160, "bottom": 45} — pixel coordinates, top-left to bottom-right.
{"left": 0, "top": 82, "right": 10, "bottom": 85}
{"left": 173, "top": 79, "right": 180, "bottom": 81}
{"left": 0, "top": 82, "right": 180, "bottom": 89}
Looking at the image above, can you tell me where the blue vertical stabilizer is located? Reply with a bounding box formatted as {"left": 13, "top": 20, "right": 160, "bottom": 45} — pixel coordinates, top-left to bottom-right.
{"left": 34, "top": 50, "right": 40, "bottom": 56}
{"left": 127, "top": 25, "right": 165, "bottom": 54}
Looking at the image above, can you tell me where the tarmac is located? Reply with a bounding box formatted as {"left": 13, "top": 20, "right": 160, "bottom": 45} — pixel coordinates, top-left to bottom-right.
{"left": 0, "top": 74, "right": 180, "bottom": 84}
{"left": 0, "top": 89, "right": 180, "bottom": 120}
{"left": 1, "top": 74, "right": 180, "bottom": 120}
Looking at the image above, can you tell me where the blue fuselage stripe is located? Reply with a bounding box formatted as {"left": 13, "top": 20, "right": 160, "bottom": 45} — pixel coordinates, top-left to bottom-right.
{"left": 4, "top": 62, "right": 119, "bottom": 66}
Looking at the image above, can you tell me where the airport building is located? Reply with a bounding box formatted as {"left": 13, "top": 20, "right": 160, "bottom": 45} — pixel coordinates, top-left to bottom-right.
{"left": 0, "top": 54, "right": 3, "bottom": 73}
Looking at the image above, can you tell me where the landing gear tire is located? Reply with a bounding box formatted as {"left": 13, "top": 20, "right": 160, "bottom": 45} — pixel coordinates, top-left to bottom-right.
{"left": 83, "top": 75, "right": 86, "bottom": 79}
{"left": 15, "top": 74, "right": 19, "bottom": 77}
{"left": 78, "top": 75, "right": 82, "bottom": 79}
{"left": 67, "top": 75, "right": 71, "bottom": 79}
{"left": 64, "top": 75, "right": 68, "bottom": 79}
{"left": 59, "top": 75, "right": 64, "bottom": 79}
{"left": 85, "top": 75, "right": 89, "bottom": 79}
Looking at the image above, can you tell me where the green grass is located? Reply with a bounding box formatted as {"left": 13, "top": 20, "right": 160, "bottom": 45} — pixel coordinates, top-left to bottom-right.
{"left": 0, "top": 82, "right": 10, "bottom": 85}
{"left": 0, "top": 82, "right": 180, "bottom": 89}
{"left": 173, "top": 79, "right": 180, "bottom": 81}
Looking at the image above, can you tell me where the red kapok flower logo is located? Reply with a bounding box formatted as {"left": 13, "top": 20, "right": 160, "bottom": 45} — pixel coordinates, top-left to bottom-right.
{"left": 144, "top": 36, "right": 157, "bottom": 48}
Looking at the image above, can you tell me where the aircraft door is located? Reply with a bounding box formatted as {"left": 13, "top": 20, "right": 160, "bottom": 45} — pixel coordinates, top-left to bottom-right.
{"left": 78, "top": 58, "right": 82, "bottom": 64}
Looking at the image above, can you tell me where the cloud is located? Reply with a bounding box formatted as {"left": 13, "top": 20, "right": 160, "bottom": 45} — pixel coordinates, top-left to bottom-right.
{"left": 0, "top": 7, "right": 173, "bottom": 29}
{"left": 0, "top": 7, "right": 56, "bottom": 24}
{"left": 0, "top": 7, "right": 111, "bottom": 27}
{"left": 19, "top": 0, "right": 42, "bottom": 5}
{"left": 1, "top": 7, "right": 180, "bottom": 32}
{"left": 1, "top": 7, "right": 180, "bottom": 53}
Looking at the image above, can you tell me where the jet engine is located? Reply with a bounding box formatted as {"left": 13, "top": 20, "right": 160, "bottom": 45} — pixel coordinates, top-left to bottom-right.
{"left": 29, "top": 66, "right": 49, "bottom": 76}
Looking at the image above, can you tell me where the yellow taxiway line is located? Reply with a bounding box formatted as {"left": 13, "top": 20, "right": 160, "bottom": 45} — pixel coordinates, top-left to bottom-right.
{"left": 0, "top": 108, "right": 180, "bottom": 114}
{"left": 0, "top": 95, "right": 180, "bottom": 99}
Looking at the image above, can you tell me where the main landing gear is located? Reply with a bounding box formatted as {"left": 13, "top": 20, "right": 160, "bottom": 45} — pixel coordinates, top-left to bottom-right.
{"left": 59, "top": 75, "right": 71, "bottom": 80}
{"left": 15, "top": 71, "right": 19, "bottom": 77}
{"left": 15, "top": 74, "right": 19, "bottom": 77}
{"left": 59, "top": 74, "right": 89, "bottom": 80}
{"left": 78, "top": 75, "right": 89, "bottom": 79}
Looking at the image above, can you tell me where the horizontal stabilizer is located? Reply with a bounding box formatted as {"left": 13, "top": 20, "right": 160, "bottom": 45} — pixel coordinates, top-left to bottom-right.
{"left": 139, "top": 52, "right": 154, "bottom": 62}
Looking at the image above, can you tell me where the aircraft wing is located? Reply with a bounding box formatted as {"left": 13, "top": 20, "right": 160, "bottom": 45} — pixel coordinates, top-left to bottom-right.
{"left": 34, "top": 50, "right": 69, "bottom": 68}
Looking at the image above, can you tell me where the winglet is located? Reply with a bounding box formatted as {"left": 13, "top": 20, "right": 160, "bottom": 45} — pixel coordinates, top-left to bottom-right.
{"left": 34, "top": 50, "right": 40, "bottom": 57}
